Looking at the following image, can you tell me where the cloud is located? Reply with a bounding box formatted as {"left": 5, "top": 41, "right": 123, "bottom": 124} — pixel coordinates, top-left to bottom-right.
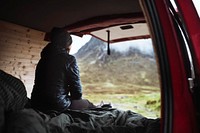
{"left": 70, "top": 35, "right": 92, "bottom": 54}
{"left": 110, "top": 39, "right": 153, "bottom": 54}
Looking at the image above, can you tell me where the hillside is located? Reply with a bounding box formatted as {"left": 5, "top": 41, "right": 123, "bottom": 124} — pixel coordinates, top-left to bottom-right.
{"left": 74, "top": 37, "right": 160, "bottom": 118}
{"left": 75, "top": 37, "right": 159, "bottom": 87}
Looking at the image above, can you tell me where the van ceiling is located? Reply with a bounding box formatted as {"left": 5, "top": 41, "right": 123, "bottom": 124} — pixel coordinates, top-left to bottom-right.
{"left": 0, "top": 0, "right": 149, "bottom": 42}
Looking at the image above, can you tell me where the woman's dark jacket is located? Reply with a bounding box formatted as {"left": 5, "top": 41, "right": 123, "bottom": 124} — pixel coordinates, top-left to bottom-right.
{"left": 31, "top": 43, "right": 82, "bottom": 112}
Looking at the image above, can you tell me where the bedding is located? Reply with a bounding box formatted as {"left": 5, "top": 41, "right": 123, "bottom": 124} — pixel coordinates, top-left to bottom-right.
{"left": 0, "top": 69, "right": 160, "bottom": 133}
{"left": 6, "top": 108, "right": 160, "bottom": 133}
{"left": 0, "top": 70, "right": 28, "bottom": 133}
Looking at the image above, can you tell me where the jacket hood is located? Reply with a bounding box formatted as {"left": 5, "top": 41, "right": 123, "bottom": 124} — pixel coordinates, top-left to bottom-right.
{"left": 50, "top": 27, "right": 72, "bottom": 49}
{"left": 41, "top": 43, "right": 68, "bottom": 58}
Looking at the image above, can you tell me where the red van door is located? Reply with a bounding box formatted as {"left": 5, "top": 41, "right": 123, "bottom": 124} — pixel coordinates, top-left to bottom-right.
{"left": 140, "top": 0, "right": 199, "bottom": 133}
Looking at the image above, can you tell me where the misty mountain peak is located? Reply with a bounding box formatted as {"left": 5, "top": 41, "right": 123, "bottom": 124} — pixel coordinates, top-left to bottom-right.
{"left": 75, "top": 37, "right": 154, "bottom": 63}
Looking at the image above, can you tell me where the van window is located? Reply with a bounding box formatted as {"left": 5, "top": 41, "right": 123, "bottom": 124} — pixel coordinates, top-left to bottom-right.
{"left": 192, "top": 0, "right": 200, "bottom": 18}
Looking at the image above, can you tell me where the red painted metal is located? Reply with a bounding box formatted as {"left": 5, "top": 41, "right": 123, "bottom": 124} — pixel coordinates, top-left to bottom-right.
{"left": 176, "top": 0, "right": 200, "bottom": 72}
{"left": 153, "top": 0, "right": 198, "bottom": 132}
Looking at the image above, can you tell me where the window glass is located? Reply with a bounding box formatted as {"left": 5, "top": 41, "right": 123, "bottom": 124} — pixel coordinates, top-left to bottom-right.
{"left": 170, "top": 0, "right": 200, "bottom": 18}
{"left": 192, "top": 0, "right": 200, "bottom": 18}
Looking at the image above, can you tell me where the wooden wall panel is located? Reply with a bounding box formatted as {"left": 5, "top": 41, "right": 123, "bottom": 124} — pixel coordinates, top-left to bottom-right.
{"left": 0, "top": 20, "right": 47, "bottom": 97}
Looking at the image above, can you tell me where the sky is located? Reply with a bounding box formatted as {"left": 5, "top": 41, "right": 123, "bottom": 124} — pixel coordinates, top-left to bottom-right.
{"left": 70, "top": 35, "right": 91, "bottom": 54}
{"left": 193, "top": 0, "right": 200, "bottom": 16}
{"left": 111, "top": 39, "right": 153, "bottom": 54}
{"left": 170, "top": 0, "right": 200, "bottom": 17}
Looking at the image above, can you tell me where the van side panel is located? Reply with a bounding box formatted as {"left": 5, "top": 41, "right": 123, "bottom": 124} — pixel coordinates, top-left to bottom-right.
{"left": 0, "top": 20, "right": 47, "bottom": 97}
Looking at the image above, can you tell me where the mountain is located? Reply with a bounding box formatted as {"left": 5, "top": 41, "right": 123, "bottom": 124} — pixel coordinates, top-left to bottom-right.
{"left": 74, "top": 37, "right": 159, "bottom": 87}
{"left": 75, "top": 37, "right": 154, "bottom": 62}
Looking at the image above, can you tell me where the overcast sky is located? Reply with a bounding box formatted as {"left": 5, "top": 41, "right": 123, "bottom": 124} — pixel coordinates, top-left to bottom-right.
{"left": 70, "top": 35, "right": 92, "bottom": 54}
{"left": 193, "top": 0, "right": 200, "bottom": 16}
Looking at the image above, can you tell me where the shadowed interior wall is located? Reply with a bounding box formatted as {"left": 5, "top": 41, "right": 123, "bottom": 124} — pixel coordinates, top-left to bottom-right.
{"left": 0, "top": 20, "right": 47, "bottom": 97}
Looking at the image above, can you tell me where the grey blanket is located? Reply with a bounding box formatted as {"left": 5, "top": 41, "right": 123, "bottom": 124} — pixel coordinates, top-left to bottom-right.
{"left": 6, "top": 108, "right": 160, "bottom": 133}
{"left": 0, "top": 70, "right": 28, "bottom": 133}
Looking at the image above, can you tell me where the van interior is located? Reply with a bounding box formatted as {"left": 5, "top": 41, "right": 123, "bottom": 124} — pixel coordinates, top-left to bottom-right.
{"left": 0, "top": 0, "right": 199, "bottom": 133}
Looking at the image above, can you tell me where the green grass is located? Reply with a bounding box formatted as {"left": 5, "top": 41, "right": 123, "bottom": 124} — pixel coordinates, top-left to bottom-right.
{"left": 77, "top": 52, "right": 160, "bottom": 118}
{"left": 82, "top": 83, "right": 160, "bottom": 118}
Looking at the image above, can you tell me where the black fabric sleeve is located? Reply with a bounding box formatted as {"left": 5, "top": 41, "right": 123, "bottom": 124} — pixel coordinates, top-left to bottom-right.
{"left": 65, "top": 56, "right": 82, "bottom": 100}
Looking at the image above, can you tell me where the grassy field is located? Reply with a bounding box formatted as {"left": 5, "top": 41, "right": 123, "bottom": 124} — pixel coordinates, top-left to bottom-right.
{"left": 81, "top": 82, "right": 160, "bottom": 118}
{"left": 76, "top": 49, "right": 160, "bottom": 118}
